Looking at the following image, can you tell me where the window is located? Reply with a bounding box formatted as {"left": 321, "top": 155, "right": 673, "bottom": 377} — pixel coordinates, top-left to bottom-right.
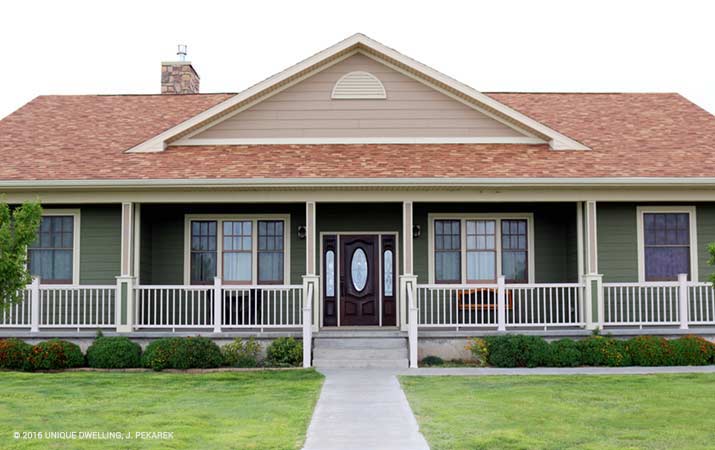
{"left": 466, "top": 220, "right": 496, "bottom": 282}
{"left": 502, "top": 220, "right": 528, "bottom": 283}
{"left": 257, "top": 220, "right": 284, "bottom": 284}
{"left": 190, "top": 221, "right": 217, "bottom": 284}
{"left": 325, "top": 250, "right": 335, "bottom": 297}
{"left": 223, "top": 221, "right": 252, "bottom": 283}
{"left": 384, "top": 249, "right": 394, "bottom": 297}
{"left": 434, "top": 220, "right": 461, "bottom": 283}
{"left": 431, "top": 215, "right": 532, "bottom": 284}
{"left": 28, "top": 215, "right": 76, "bottom": 284}
{"left": 187, "top": 216, "right": 288, "bottom": 285}
{"left": 643, "top": 212, "right": 691, "bottom": 281}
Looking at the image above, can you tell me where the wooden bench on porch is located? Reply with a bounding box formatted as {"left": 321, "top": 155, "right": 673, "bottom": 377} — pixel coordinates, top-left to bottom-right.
{"left": 457, "top": 288, "right": 513, "bottom": 311}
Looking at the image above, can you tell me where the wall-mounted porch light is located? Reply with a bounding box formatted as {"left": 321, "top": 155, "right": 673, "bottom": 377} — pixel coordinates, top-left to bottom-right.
{"left": 413, "top": 225, "right": 421, "bottom": 238}
{"left": 297, "top": 225, "right": 307, "bottom": 240}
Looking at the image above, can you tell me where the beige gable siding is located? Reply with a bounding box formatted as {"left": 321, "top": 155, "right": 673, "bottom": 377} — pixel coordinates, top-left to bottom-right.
{"left": 192, "top": 54, "right": 527, "bottom": 140}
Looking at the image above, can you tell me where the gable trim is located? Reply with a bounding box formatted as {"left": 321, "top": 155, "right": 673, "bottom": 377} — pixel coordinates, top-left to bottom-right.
{"left": 126, "top": 34, "right": 589, "bottom": 153}
{"left": 173, "top": 48, "right": 543, "bottom": 146}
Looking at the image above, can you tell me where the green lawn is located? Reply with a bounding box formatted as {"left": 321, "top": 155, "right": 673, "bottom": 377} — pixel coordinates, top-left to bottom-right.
{"left": 401, "top": 374, "right": 715, "bottom": 450}
{"left": 0, "top": 370, "right": 323, "bottom": 450}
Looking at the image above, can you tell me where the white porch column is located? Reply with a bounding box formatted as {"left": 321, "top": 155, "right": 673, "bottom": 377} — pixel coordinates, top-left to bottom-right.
{"left": 302, "top": 275, "right": 318, "bottom": 367}
{"left": 400, "top": 201, "right": 415, "bottom": 332}
{"left": 497, "top": 275, "right": 506, "bottom": 331}
{"left": 30, "top": 277, "right": 40, "bottom": 332}
{"left": 678, "top": 273, "right": 689, "bottom": 329}
{"left": 305, "top": 202, "right": 319, "bottom": 332}
{"left": 584, "top": 201, "right": 603, "bottom": 330}
{"left": 116, "top": 202, "right": 135, "bottom": 333}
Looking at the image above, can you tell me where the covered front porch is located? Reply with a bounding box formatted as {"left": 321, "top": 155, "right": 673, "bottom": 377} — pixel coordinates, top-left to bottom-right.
{"left": 3, "top": 196, "right": 715, "bottom": 367}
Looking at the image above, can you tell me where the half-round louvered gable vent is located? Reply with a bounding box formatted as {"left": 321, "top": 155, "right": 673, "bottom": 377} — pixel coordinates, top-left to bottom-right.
{"left": 331, "top": 71, "right": 386, "bottom": 99}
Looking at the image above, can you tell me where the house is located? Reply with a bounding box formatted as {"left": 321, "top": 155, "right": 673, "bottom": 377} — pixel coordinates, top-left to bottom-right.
{"left": 2, "top": 33, "right": 715, "bottom": 368}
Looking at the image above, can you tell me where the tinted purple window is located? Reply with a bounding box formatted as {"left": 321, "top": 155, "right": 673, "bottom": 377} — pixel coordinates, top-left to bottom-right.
{"left": 643, "top": 213, "right": 690, "bottom": 281}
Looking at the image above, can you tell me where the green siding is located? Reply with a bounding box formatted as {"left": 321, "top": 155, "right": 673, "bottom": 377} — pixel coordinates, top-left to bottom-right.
{"left": 414, "top": 203, "right": 578, "bottom": 283}
{"left": 696, "top": 204, "right": 715, "bottom": 282}
{"left": 140, "top": 204, "right": 305, "bottom": 285}
{"left": 597, "top": 203, "right": 638, "bottom": 282}
{"left": 598, "top": 202, "right": 715, "bottom": 282}
{"left": 79, "top": 205, "right": 121, "bottom": 285}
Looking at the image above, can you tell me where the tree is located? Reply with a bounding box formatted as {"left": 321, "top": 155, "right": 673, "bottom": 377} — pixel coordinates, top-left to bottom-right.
{"left": 709, "top": 242, "right": 715, "bottom": 284}
{"left": 0, "top": 200, "right": 42, "bottom": 310}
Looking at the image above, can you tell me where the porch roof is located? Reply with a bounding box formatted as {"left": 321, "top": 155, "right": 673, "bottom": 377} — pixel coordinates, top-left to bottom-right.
{"left": 2, "top": 92, "right": 715, "bottom": 183}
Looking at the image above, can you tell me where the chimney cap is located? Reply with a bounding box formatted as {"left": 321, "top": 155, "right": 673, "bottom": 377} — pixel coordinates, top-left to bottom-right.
{"left": 177, "top": 44, "right": 188, "bottom": 61}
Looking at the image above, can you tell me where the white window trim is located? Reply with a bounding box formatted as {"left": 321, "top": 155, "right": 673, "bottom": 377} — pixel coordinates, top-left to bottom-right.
{"left": 183, "top": 214, "right": 291, "bottom": 285}
{"left": 636, "top": 206, "right": 698, "bottom": 282}
{"left": 31, "top": 209, "right": 81, "bottom": 285}
{"left": 427, "top": 213, "right": 535, "bottom": 284}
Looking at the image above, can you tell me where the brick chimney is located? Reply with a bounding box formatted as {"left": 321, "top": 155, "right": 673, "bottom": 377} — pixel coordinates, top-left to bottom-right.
{"left": 161, "top": 61, "right": 200, "bottom": 94}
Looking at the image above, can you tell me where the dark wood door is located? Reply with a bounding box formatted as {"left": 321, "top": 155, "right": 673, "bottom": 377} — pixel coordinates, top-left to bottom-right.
{"left": 340, "top": 235, "right": 379, "bottom": 326}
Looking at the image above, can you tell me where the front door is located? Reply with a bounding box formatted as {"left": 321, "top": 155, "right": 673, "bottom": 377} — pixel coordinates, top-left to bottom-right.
{"left": 340, "top": 235, "right": 379, "bottom": 326}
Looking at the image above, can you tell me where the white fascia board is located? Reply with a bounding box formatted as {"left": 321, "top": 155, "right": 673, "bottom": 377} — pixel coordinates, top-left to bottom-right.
{"left": 128, "top": 33, "right": 589, "bottom": 153}
{"left": 4, "top": 177, "right": 715, "bottom": 190}
{"left": 172, "top": 137, "right": 546, "bottom": 146}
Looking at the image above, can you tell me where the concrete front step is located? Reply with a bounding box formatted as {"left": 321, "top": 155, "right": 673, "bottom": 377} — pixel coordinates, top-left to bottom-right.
{"left": 313, "top": 337, "right": 407, "bottom": 349}
{"left": 312, "top": 337, "right": 409, "bottom": 368}
{"left": 314, "top": 347, "right": 408, "bottom": 360}
{"left": 313, "top": 358, "right": 409, "bottom": 369}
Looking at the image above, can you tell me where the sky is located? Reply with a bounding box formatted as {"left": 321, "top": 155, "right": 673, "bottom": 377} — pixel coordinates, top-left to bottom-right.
{"left": 1, "top": 0, "right": 714, "bottom": 119}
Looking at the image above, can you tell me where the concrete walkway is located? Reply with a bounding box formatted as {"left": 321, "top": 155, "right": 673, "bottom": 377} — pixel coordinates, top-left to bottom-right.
{"left": 396, "top": 365, "right": 715, "bottom": 376}
{"left": 302, "top": 369, "right": 429, "bottom": 450}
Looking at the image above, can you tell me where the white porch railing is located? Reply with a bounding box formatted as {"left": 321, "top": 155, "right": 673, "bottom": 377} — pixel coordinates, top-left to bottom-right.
{"left": 1, "top": 283, "right": 116, "bottom": 330}
{"left": 39, "top": 285, "right": 116, "bottom": 328}
{"left": 689, "top": 282, "right": 715, "bottom": 324}
{"left": 133, "top": 283, "right": 304, "bottom": 331}
{"left": 221, "top": 285, "right": 303, "bottom": 329}
{"left": 134, "top": 285, "right": 215, "bottom": 330}
{"left": 603, "top": 276, "right": 715, "bottom": 328}
{"left": 415, "top": 280, "right": 584, "bottom": 330}
{"left": 0, "top": 288, "right": 32, "bottom": 327}
{"left": 506, "top": 283, "right": 584, "bottom": 328}
{"left": 603, "top": 282, "right": 680, "bottom": 326}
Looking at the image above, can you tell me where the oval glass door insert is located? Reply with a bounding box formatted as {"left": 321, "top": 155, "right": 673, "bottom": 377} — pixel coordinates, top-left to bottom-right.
{"left": 351, "top": 248, "right": 368, "bottom": 291}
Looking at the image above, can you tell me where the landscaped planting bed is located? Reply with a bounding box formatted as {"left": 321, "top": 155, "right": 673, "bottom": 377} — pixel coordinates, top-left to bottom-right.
{"left": 0, "top": 370, "right": 323, "bottom": 449}
{"left": 401, "top": 373, "right": 715, "bottom": 450}
{"left": 0, "top": 335, "right": 304, "bottom": 371}
{"left": 420, "top": 334, "right": 715, "bottom": 368}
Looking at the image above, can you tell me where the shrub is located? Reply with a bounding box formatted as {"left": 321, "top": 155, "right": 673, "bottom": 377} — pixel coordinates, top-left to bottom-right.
{"left": 669, "top": 336, "right": 714, "bottom": 366}
{"left": 142, "top": 337, "right": 223, "bottom": 371}
{"left": 465, "top": 337, "right": 489, "bottom": 367}
{"left": 27, "top": 339, "right": 84, "bottom": 371}
{"left": 222, "top": 337, "right": 261, "bottom": 368}
{"left": 86, "top": 336, "right": 142, "bottom": 369}
{"left": 484, "top": 335, "right": 550, "bottom": 367}
{"left": 265, "top": 337, "right": 303, "bottom": 367}
{"left": 577, "top": 336, "right": 631, "bottom": 367}
{"left": 628, "top": 336, "right": 672, "bottom": 366}
{"left": 0, "top": 338, "right": 32, "bottom": 370}
{"left": 547, "top": 339, "right": 582, "bottom": 367}
{"left": 421, "top": 355, "right": 444, "bottom": 366}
